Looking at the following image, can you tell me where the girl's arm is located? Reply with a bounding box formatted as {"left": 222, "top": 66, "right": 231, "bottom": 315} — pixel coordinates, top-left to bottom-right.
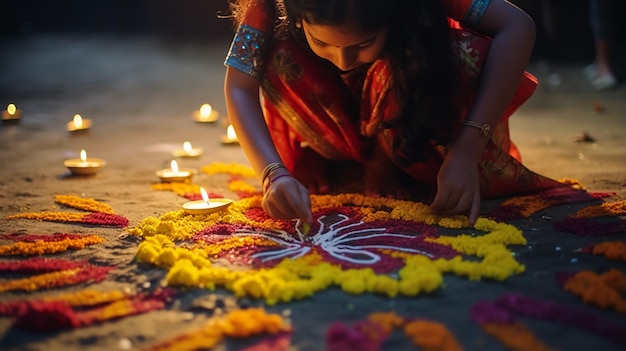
{"left": 224, "top": 67, "right": 313, "bottom": 222}
{"left": 430, "top": 0, "right": 536, "bottom": 224}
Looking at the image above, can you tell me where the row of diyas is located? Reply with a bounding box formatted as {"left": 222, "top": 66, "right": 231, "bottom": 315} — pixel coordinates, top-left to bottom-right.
{"left": 3, "top": 103, "right": 239, "bottom": 143}
{"left": 63, "top": 155, "right": 230, "bottom": 214}
{"left": 6, "top": 102, "right": 235, "bottom": 214}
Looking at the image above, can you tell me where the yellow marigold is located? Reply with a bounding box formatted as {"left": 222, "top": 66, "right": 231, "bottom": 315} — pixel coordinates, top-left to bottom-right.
{"left": 366, "top": 274, "right": 400, "bottom": 298}
{"left": 398, "top": 267, "right": 443, "bottom": 296}
{"left": 197, "top": 265, "right": 245, "bottom": 287}
{"left": 55, "top": 194, "right": 115, "bottom": 214}
{"left": 201, "top": 162, "right": 256, "bottom": 178}
{"left": 166, "top": 259, "right": 200, "bottom": 287}
{"left": 151, "top": 182, "right": 201, "bottom": 197}
{"left": 232, "top": 274, "right": 268, "bottom": 299}
{"left": 336, "top": 268, "right": 376, "bottom": 294}
{"left": 228, "top": 179, "right": 258, "bottom": 193}
{"left": 136, "top": 241, "right": 161, "bottom": 264}
{"left": 155, "top": 247, "right": 179, "bottom": 268}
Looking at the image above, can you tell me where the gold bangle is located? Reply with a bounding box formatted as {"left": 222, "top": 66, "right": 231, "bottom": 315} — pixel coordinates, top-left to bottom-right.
{"left": 463, "top": 121, "right": 492, "bottom": 137}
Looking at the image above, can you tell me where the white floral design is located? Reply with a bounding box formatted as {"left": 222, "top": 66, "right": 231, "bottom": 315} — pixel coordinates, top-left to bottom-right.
{"left": 233, "top": 214, "right": 433, "bottom": 265}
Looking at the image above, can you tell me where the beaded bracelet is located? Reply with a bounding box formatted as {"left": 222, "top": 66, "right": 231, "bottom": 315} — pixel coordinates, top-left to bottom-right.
{"left": 463, "top": 121, "right": 492, "bottom": 137}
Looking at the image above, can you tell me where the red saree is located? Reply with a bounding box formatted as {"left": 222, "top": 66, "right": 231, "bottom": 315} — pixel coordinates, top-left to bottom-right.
{"left": 259, "top": 25, "right": 560, "bottom": 198}
{"left": 224, "top": 0, "right": 562, "bottom": 199}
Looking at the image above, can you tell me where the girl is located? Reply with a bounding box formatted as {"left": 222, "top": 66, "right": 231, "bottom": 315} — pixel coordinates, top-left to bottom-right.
{"left": 223, "top": 0, "right": 560, "bottom": 225}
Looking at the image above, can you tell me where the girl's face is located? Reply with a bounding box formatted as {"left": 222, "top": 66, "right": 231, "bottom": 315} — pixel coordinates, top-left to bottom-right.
{"left": 301, "top": 20, "right": 388, "bottom": 73}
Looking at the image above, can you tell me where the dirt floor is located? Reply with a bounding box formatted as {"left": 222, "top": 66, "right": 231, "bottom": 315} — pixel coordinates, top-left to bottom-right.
{"left": 0, "top": 33, "right": 624, "bottom": 351}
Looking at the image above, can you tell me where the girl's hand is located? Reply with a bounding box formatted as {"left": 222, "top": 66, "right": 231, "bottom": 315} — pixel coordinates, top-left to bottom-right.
{"left": 262, "top": 175, "right": 313, "bottom": 224}
{"left": 429, "top": 150, "right": 481, "bottom": 225}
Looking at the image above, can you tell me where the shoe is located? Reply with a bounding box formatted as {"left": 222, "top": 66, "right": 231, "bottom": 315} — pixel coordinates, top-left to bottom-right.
{"left": 583, "top": 64, "right": 597, "bottom": 81}
{"left": 592, "top": 73, "right": 617, "bottom": 91}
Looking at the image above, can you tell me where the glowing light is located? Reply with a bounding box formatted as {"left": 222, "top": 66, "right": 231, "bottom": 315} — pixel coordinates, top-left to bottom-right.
{"left": 199, "top": 104, "right": 212, "bottom": 118}
{"left": 226, "top": 125, "right": 237, "bottom": 140}
{"left": 183, "top": 141, "right": 192, "bottom": 152}
{"left": 200, "top": 187, "right": 210, "bottom": 205}
{"left": 7, "top": 104, "right": 16, "bottom": 115}
{"left": 170, "top": 160, "right": 179, "bottom": 173}
{"left": 73, "top": 114, "right": 83, "bottom": 128}
{"left": 80, "top": 149, "right": 87, "bottom": 162}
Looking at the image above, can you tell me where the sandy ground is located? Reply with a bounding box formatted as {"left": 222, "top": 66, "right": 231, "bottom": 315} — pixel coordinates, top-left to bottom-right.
{"left": 0, "top": 34, "right": 625, "bottom": 351}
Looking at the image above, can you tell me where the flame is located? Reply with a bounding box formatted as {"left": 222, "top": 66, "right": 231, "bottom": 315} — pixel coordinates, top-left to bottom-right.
{"left": 80, "top": 149, "right": 87, "bottom": 162}
{"left": 200, "top": 187, "right": 210, "bottom": 204}
{"left": 73, "top": 114, "right": 83, "bottom": 128}
{"left": 199, "top": 104, "right": 212, "bottom": 118}
{"left": 226, "top": 125, "right": 237, "bottom": 140}
{"left": 170, "top": 160, "right": 179, "bottom": 173}
{"left": 183, "top": 141, "right": 192, "bottom": 152}
{"left": 7, "top": 104, "right": 16, "bottom": 115}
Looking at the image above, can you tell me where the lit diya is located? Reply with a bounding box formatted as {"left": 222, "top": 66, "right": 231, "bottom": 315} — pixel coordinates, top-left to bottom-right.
{"left": 221, "top": 124, "right": 239, "bottom": 145}
{"left": 183, "top": 187, "right": 232, "bottom": 215}
{"left": 156, "top": 160, "right": 195, "bottom": 183}
{"left": 172, "top": 141, "right": 203, "bottom": 158}
{"left": 2, "top": 103, "right": 22, "bottom": 123}
{"left": 192, "top": 103, "right": 219, "bottom": 123}
{"left": 66, "top": 114, "right": 92, "bottom": 132}
{"left": 64, "top": 149, "right": 106, "bottom": 176}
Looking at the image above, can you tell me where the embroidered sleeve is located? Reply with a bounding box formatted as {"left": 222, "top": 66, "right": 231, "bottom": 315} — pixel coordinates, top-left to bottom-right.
{"left": 224, "top": 24, "right": 267, "bottom": 80}
{"left": 441, "top": 0, "right": 492, "bottom": 28}
{"left": 463, "top": 0, "right": 491, "bottom": 27}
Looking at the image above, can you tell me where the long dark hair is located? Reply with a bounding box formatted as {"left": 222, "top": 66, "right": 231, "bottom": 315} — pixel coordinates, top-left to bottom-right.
{"left": 228, "top": 0, "right": 459, "bottom": 165}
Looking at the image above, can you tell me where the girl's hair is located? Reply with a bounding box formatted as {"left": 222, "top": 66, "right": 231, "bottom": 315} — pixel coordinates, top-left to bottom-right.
{"left": 228, "top": 0, "right": 459, "bottom": 165}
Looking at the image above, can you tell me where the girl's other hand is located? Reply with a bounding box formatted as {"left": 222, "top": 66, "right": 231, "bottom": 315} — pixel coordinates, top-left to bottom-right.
{"left": 429, "top": 151, "right": 481, "bottom": 225}
{"left": 262, "top": 175, "right": 314, "bottom": 224}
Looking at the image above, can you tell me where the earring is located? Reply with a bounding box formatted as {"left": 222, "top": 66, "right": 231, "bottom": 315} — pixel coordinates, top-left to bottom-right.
{"left": 295, "top": 21, "right": 302, "bottom": 28}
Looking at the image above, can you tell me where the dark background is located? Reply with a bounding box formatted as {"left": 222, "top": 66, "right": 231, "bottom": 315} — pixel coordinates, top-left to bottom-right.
{"left": 0, "top": 0, "right": 624, "bottom": 70}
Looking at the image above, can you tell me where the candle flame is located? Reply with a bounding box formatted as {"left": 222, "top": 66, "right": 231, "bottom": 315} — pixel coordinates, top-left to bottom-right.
{"left": 226, "top": 125, "right": 237, "bottom": 140}
{"left": 7, "top": 104, "right": 16, "bottom": 115}
{"left": 170, "top": 160, "right": 179, "bottom": 173}
{"left": 183, "top": 141, "right": 192, "bottom": 152}
{"left": 200, "top": 187, "right": 210, "bottom": 205}
{"left": 80, "top": 149, "right": 87, "bottom": 162}
{"left": 73, "top": 114, "right": 83, "bottom": 128}
{"left": 199, "top": 104, "right": 212, "bottom": 118}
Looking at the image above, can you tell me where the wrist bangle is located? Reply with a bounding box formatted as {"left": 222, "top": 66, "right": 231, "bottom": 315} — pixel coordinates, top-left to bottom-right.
{"left": 463, "top": 121, "right": 492, "bottom": 137}
{"left": 261, "top": 162, "right": 286, "bottom": 185}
